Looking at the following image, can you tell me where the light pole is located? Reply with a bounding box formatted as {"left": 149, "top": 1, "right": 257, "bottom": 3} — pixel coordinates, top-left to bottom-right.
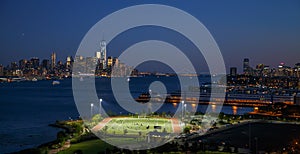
{"left": 183, "top": 103, "right": 187, "bottom": 127}
{"left": 184, "top": 104, "right": 187, "bottom": 118}
{"left": 148, "top": 89, "right": 152, "bottom": 115}
{"left": 90, "top": 103, "right": 94, "bottom": 118}
{"left": 181, "top": 101, "right": 184, "bottom": 121}
{"left": 99, "top": 99, "right": 102, "bottom": 116}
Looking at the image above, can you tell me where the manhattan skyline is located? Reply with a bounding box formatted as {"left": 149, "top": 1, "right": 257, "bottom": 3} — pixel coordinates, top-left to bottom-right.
{"left": 0, "top": 0, "right": 300, "bottom": 73}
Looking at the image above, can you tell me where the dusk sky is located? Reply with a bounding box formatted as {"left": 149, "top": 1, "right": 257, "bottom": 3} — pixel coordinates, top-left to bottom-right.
{"left": 0, "top": 0, "right": 300, "bottom": 73}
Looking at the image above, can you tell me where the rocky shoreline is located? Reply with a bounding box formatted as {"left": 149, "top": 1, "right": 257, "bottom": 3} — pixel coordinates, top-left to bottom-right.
{"left": 12, "top": 120, "right": 83, "bottom": 154}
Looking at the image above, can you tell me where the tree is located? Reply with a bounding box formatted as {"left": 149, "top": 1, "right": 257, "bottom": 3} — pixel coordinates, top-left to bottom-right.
{"left": 57, "top": 131, "right": 66, "bottom": 143}
{"left": 103, "top": 125, "right": 108, "bottom": 134}
{"left": 72, "top": 123, "right": 83, "bottom": 134}
{"left": 183, "top": 126, "right": 191, "bottom": 134}
{"left": 92, "top": 114, "right": 102, "bottom": 123}
{"left": 219, "top": 112, "right": 225, "bottom": 120}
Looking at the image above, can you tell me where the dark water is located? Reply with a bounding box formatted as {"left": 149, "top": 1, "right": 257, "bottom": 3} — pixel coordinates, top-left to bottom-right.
{"left": 0, "top": 79, "right": 78, "bottom": 153}
{"left": 0, "top": 76, "right": 253, "bottom": 153}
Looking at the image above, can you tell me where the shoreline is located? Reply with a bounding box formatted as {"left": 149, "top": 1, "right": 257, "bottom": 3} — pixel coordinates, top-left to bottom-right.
{"left": 13, "top": 120, "right": 80, "bottom": 154}
{"left": 13, "top": 114, "right": 300, "bottom": 153}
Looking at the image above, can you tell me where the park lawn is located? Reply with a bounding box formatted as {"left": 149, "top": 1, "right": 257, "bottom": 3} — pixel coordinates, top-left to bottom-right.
{"left": 58, "top": 139, "right": 112, "bottom": 154}
{"left": 105, "top": 137, "right": 144, "bottom": 147}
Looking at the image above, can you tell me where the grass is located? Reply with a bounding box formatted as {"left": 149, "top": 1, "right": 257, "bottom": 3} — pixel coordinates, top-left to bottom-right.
{"left": 58, "top": 139, "right": 111, "bottom": 154}
{"left": 58, "top": 139, "right": 233, "bottom": 154}
{"left": 100, "top": 117, "right": 173, "bottom": 136}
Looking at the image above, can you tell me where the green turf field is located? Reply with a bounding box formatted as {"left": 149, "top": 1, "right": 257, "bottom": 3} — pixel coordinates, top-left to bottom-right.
{"left": 99, "top": 117, "right": 173, "bottom": 136}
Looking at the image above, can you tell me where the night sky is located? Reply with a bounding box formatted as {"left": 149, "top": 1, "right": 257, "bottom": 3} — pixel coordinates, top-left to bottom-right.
{"left": 0, "top": 0, "right": 300, "bottom": 73}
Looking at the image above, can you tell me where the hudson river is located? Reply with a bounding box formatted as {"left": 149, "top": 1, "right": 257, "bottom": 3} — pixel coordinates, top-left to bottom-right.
{"left": 0, "top": 76, "right": 253, "bottom": 153}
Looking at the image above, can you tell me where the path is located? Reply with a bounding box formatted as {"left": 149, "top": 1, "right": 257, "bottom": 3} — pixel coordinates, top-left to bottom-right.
{"left": 171, "top": 118, "right": 182, "bottom": 133}
{"left": 92, "top": 118, "right": 112, "bottom": 132}
{"left": 48, "top": 140, "right": 70, "bottom": 154}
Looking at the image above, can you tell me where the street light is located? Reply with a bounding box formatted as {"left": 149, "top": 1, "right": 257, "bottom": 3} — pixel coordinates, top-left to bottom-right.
{"left": 90, "top": 103, "right": 94, "bottom": 118}
{"left": 149, "top": 89, "right": 152, "bottom": 114}
{"left": 99, "top": 99, "right": 103, "bottom": 115}
{"left": 181, "top": 101, "right": 184, "bottom": 121}
{"left": 184, "top": 104, "right": 187, "bottom": 117}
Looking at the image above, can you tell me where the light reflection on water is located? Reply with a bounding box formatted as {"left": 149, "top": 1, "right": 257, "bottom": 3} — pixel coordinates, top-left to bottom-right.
{"left": 168, "top": 102, "right": 252, "bottom": 115}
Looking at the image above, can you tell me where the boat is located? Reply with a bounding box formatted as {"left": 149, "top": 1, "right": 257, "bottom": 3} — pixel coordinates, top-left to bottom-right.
{"left": 32, "top": 78, "right": 38, "bottom": 82}
{"left": 135, "top": 92, "right": 165, "bottom": 103}
{"left": 136, "top": 92, "right": 151, "bottom": 103}
{"left": 52, "top": 80, "right": 60, "bottom": 85}
{"left": 12, "top": 77, "right": 25, "bottom": 82}
{"left": 80, "top": 77, "right": 84, "bottom": 81}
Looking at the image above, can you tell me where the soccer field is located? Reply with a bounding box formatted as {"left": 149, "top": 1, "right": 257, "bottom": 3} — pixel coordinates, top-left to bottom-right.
{"left": 101, "top": 117, "right": 174, "bottom": 136}
{"left": 90, "top": 116, "right": 182, "bottom": 149}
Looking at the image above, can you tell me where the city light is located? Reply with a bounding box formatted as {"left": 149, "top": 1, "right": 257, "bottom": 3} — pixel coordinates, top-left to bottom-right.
{"left": 99, "top": 99, "right": 102, "bottom": 115}
{"left": 90, "top": 103, "right": 94, "bottom": 118}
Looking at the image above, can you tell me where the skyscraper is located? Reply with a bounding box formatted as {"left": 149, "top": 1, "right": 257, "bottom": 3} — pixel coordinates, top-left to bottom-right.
{"left": 10, "top": 62, "right": 18, "bottom": 71}
{"left": 243, "top": 58, "right": 250, "bottom": 74}
{"left": 107, "top": 56, "right": 113, "bottom": 68}
{"left": 30, "top": 57, "right": 40, "bottom": 69}
{"left": 96, "top": 51, "right": 101, "bottom": 59}
{"left": 19, "top": 59, "right": 27, "bottom": 70}
{"left": 113, "top": 57, "right": 119, "bottom": 67}
{"left": 42, "top": 59, "right": 50, "bottom": 70}
{"left": 295, "top": 63, "right": 300, "bottom": 77}
{"left": 100, "top": 40, "right": 107, "bottom": 69}
{"left": 230, "top": 67, "right": 237, "bottom": 76}
{"left": 66, "top": 56, "right": 73, "bottom": 68}
{"left": 51, "top": 52, "right": 56, "bottom": 70}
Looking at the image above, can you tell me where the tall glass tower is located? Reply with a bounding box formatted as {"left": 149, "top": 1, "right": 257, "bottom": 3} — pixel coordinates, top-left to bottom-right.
{"left": 100, "top": 40, "right": 107, "bottom": 69}
{"left": 51, "top": 52, "right": 56, "bottom": 71}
